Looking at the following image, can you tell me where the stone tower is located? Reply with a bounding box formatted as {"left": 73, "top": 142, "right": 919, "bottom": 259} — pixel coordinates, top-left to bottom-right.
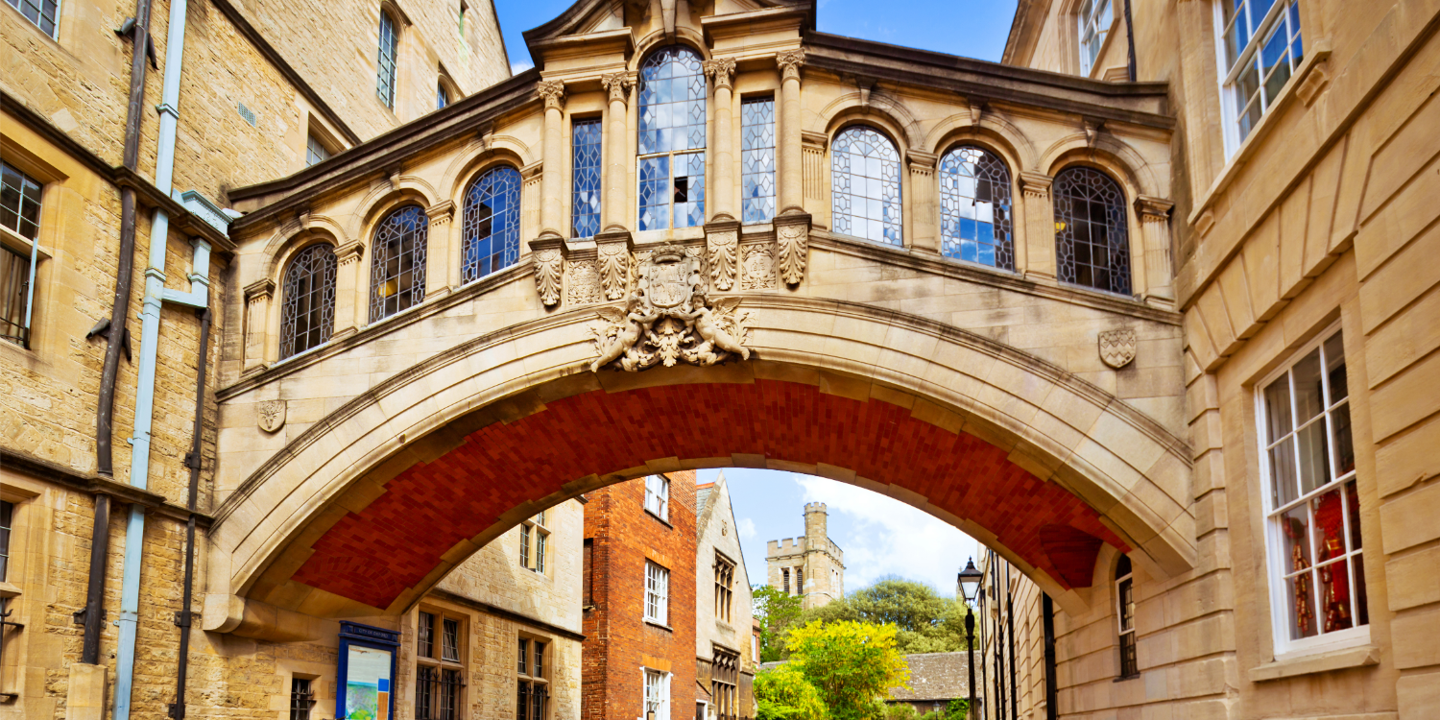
{"left": 766, "top": 503, "right": 845, "bottom": 608}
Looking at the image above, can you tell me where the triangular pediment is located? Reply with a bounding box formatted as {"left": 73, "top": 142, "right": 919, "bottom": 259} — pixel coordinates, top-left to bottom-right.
{"left": 522, "top": 0, "right": 813, "bottom": 65}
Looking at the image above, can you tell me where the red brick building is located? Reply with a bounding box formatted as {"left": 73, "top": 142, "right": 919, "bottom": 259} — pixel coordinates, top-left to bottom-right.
{"left": 583, "top": 471, "right": 699, "bottom": 720}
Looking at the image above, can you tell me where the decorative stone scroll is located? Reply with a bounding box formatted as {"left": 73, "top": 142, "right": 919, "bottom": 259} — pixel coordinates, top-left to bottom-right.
{"left": 590, "top": 246, "right": 752, "bottom": 372}
{"left": 776, "top": 49, "right": 806, "bottom": 83}
{"left": 775, "top": 217, "right": 809, "bottom": 287}
{"left": 597, "top": 240, "right": 631, "bottom": 300}
{"left": 600, "top": 72, "right": 634, "bottom": 105}
{"left": 1098, "top": 329, "right": 1138, "bottom": 369}
{"left": 704, "top": 57, "right": 737, "bottom": 91}
{"left": 536, "top": 80, "right": 566, "bottom": 111}
{"left": 530, "top": 238, "right": 564, "bottom": 307}
{"left": 707, "top": 224, "right": 739, "bottom": 291}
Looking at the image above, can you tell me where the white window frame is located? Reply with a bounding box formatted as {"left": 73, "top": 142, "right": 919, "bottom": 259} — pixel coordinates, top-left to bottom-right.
{"left": 0, "top": 160, "right": 46, "bottom": 350}
{"left": 644, "top": 474, "right": 669, "bottom": 522}
{"left": 4, "top": 0, "right": 62, "bottom": 40}
{"left": 414, "top": 608, "right": 466, "bottom": 720}
{"left": 1213, "top": 0, "right": 1304, "bottom": 156}
{"left": 1255, "top": 321, "right": 1369, "bottom": 657}
{"left": 1076, "top": 0, "right": 1113, "bottom": 77}
{"left": 644, "top": 560, "right": 669, "bottom": 625}
{"left": 1114, "top": 557, "right": 1137, "bottom": 678}
{"left": 520, "top": 512, "right": 549, "bottom": 574}
{"left": 642, "top": 668, "right": 671, "bottom": 720}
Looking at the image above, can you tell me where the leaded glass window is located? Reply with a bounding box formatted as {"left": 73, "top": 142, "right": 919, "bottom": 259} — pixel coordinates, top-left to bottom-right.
{"left": 637, "top": 46, "right": 706, "bottom": 231}
{"left": 377, "top": 11, "right": 399, "bottom": 109}
{"left": 461, "top": 166, "right": 521, "bottom": 282}
{"left": 369, "top": 205, "right": 428, "bottom": 322}
{"left": 831, "top": 126, "right": 902, "bottom": 246}
{"left": 1218, "top": 0, "right": 1303, "bottom": 146}
{"left": 572, "top": 119, "right": 603, "bottom": 238}
{"left": 1260, "top": 326, "right": 1366, "bottom": 648}
{"left": 1078, "top": 0, "right": 1113, "bottom": 76}
{"left": 279, "top": 244, "right": 338, "bottom": 359}
{"left": 1053, "top": 167, "right": 1131, "bottom": 295}
{"left": 5, "top": 0, "right": 59, "bottom": 37}
{"left": 939, "top": 146, "right": 1014, "bottom": 270}
{"left": 517, "top": 638, "right": 549, "bottom": 720}
{"left": 741, "top": 97, "right": 776, "bottom": 223}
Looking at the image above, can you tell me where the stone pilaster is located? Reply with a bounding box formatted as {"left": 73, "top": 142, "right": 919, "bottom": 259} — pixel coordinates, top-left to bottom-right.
{"left": 777, "top": 49, "right": 806, "bottom": 216}
{"left": 601, "top": 72, "right": 634, "bottom": 232}
{"left": 334, "top": 241, "right": 365, "bottom": 339}
{"left": 1019, "top": 171, "right": 1056, "bottom": 280}
{"left": 536, "top": 80, "right": 567, "bottom": 240}
{"left": 705, "top": 57, "right": 738, "bottom": 222}
{"left": 242, "top": 278, "right": 275, "bottom": 373}
{"left": 906, "top": 150, "right": 939, "bottom": 254}
{"left": 425, "top": 200, "right": 456, "bottom": 296}
{"left": 1135, "top": 195, "right": 1176, "bottom": 303}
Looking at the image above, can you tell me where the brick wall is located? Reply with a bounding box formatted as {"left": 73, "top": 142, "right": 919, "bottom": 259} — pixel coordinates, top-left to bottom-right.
{"left": 583, "top": 472, "right": 699, "bottom": 720}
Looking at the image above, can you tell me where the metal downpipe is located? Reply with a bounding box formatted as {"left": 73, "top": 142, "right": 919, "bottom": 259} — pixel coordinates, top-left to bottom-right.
{"left": 170, "top": 305, "right": 209, "bottom": 720}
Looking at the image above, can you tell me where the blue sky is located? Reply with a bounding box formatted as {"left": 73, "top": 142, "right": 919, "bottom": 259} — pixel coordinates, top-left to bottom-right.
{"left": 699, "top": 469, "right": 982, "bottom": 599}
{"left": 498, "top": 0, "right": 1020, "bottom": 73}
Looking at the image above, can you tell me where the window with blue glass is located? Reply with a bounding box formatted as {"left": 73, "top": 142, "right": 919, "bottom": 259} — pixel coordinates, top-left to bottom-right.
{"left": 1218, "top": 0, "right": 1303, "bottom": 148}
{"left": 369, "top": 205, "right": 428, "bottom": 321}
{"left": 377, "top": 10, "right": 399, "bottom": 109}
{"left": 939, "top": 146, "right": 1014, "bottom": 270}
{"left": 462, "top": 166, "right": 521, "bottom": 282}
{"left": 437, "top": 83, "right": 450, "bottom": 109}
{"left": 831, "top": 126, "right": 902, "bottom": 246}
{"left": 740, "top": 97, "right": 776, "bottom": 223}
{"left": 637, "top": 46, "right": 707, "bottom": 231}
{"left": 572, "top": 119, "right": 603, "bottom": 238}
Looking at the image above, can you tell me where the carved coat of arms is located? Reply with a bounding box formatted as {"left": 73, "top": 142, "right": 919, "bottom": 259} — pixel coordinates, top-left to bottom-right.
{"left": 257, "top": 399, "right": 286, "bottom": 433}
{"left": 590, "top": 246, "right": 752, "bottom": 372}
{"left": 1098, "top": 329, "right": 1137, "bottom": 369}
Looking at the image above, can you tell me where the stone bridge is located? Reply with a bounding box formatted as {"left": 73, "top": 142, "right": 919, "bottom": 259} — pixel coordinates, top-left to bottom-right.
{"left": 204, "top": 0, "right": 1191, "bottom": 637}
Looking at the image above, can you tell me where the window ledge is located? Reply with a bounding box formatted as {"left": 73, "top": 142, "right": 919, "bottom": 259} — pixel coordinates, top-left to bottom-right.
{"left": 0, "top": 581, "right": 21, "bottom": 599}
{"left": 645, "top": 510, "right": 674, "bottom": 529}
{"left": 644, "top": 619, "right": 674, "bottom": 632}
{"left": 1248, "top": 644, "right": 1380, "bottom": 682}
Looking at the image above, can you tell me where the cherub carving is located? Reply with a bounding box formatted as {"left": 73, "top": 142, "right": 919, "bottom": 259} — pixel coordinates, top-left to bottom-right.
{"left": 590, "top": 291, "right": 658, "bottom": 372}
{"left": 680, "top": 294, "right": 750, "bottom": 363}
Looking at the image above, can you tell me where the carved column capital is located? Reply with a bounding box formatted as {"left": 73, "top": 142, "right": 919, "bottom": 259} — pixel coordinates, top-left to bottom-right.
{"left": 1134, "top": 196, "right": 1175, "bottom": 223}
{"left": 335, "top": 241, "right": 365, "bottom": 265}
{"left": 704, "top": 57, "right": 738, "bottom": 91}
{"left": 776, "top": 49, "right": 806, "bottom": 84}
{"left": 244, "top": 278, "right": 276, "bottom": 304}
{"left": 600, "top": 72, "right": 635, "bottom": 105}
{"left": 536, "top": 80, "right": 567, "bottom": 111}
{"left": 425, "top": 200, "right": 456, "bottom": 227}
{"left": 1019, "top": 171, "right": 1054, "bottom": 199}
{"left": 906, "top": 150, "right": 938, "bottom": 178}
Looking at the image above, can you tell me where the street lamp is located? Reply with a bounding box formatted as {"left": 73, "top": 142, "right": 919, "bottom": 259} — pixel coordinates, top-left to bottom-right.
{"left": 958, "top": 558, "right": 983, "bottom": 719}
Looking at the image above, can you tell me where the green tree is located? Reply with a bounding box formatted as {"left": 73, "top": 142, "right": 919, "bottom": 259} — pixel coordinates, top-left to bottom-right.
{"left": 786, "top": 620, "right": 910, "bottom": 720}
{"left": 943, "top": 699, "right": 969, "bottom": 720}
{"left": 754, "top": 584, "right": 806, "bottom": 661}
{"left": 795, "top": 578, "right": 973, "bottom": 654}
{"left": 755, "top": 664, "right": 828, "bottom": 720}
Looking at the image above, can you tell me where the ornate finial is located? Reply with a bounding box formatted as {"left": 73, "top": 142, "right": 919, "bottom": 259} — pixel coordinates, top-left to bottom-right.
{"left": 704, "top": 57, "right": 737, "bottom": 91}
{"left": 776, "top": 49, "right": 806, "bottom": 83}
{"left": 601, "top": 72, "right": 634, "bottom": 105}
{"left": 536, "top": 80, "right": 566, "bottom": 111}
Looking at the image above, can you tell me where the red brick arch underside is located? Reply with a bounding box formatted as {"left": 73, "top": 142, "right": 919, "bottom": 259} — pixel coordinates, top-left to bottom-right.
{"left": 291, "top": 379, "right": 1128, "bottom": 609}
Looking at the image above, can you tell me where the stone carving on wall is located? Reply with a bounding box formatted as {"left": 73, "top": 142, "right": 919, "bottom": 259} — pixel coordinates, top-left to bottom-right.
{"left": 777, "top": 223, "right": 808, "bottom": 286}
{"left": 568, "top": 260, "right": 601, "bottom": 305}
{"left": 776, "top": 49, "right": 806, "bottom": 82}
{"left": 598, "top": 242, "right": 630, "bottom": 300}
{"left": 258, "top": 400, "right": 286, "bottom": 433}
{"left": 536, "top": 80, "right": 566, "bottom": 111}
{"left": 742, "top": 244, "right": 775, "bottom": 290}
{"left": 533, "top": 247, "right": 563, "bottom": 307}
{"left": 708, "top": 229, "right": 738, "bottom": 291}
{"left": 1099, "top": 329, "right": 1138, "bottom": 369}
{"left": 590, "top": 246, "right": 751, "bottom": 372}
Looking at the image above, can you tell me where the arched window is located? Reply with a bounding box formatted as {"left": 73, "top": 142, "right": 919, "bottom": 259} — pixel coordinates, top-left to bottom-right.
{"left": 1115, "top": 555, "right": 1138, "bottom": 678}
{"left": 940, "top": 146, "right": 1014, "bottom": 270}
{"left": 831, "top": 126, "right": 902, "bottom": 246}
{"left": 376, "top": 10, "right": 399, "bottom": 108}
{"left": 637, "top": 46, "right": 707, "bottom": 231}
{"left": 1054, "top": 167, "right": 1131, "bottom": 295}
{"left": 369, "top": 205, "right": 428, "bottom": 322}
{"left": 461, "top": 166, "right": 521, "bottom": 282}
{"left": 279, "top": 244, "right": 338, "bottom": 359}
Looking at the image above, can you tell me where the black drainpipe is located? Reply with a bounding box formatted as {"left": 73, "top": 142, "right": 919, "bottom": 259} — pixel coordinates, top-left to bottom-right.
{"left": 169, "top": 305, "right": 211, "bottom": 720}
{"left": 1042, "top": 594, "right": 1058, "bottom": 720}
{"left": 1124, "top": 0, "right": 1138, "bottom": 81}
{"left": 81, "top": 0, "right": 154, "bottom": 663}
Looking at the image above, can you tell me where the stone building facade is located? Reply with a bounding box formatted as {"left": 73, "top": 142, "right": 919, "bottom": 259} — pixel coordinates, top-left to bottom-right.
{"left": 0, "top": 0, "right": 511, "bottom": 718}
{"left": 581, "top": 472, "right": 699, "bottom": 720}
{"left": 695, "top": 472, "right": 757, "bottom": 720}
{"left": 765, "top": 502, "right": 844, "bottom": 609}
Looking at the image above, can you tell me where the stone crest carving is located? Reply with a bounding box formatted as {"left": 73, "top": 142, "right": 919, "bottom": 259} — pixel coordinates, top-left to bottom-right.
{"left": 598, "top": 243, "right": 630, "bottom": 300}
{"left": 741, "top": 244, "right": 774, "bottom": 290}
{"left": 708, "top": 230, "right": 738, "bottom": 291}
{"left": 533, "top": 247, "right": 562, "bottom": 307}
{"left": 590, "top": 246, "right": 752, "bottom": 372}
{"left": 258, "top": 399, "right": 286, "bottom": 433}
{"left": 777, "top": 223, "right": 808, "bottom": 286}
{"left": 568, "top": 260, "right": 600, "bottom": 305}
{"left": 1098, "top": 329, "right": 1138, "bottom": 369}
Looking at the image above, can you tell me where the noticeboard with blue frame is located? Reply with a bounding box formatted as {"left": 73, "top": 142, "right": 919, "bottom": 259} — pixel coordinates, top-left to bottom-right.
{"left": 336, "top": 621, "right": 401, "bottom": 720}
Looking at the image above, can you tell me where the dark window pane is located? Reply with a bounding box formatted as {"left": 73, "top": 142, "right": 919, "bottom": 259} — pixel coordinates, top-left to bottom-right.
{"left": 279, "top": 244, "right": 338, "bottom": 359}
{"left": 1054, "top": 167, "right": 1131, "bottom": 294}
{"left": 369, "top": 206, "right": 429, "bottom": 321}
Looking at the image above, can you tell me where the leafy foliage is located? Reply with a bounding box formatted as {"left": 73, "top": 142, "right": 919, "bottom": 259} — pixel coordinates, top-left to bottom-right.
{"left": 755, "top": 664, "right": 828, "bottom": 720}
{"left": 795, "top": 578, "right": 973, "bottom": 654}
{"left": 755, "top": 584, "right": 806, "bottom": 662}
{"left": 944, "top": 699, "right": 970, "bottom": 719}
{"left": 786, "top": 620, "right": 910, "bottom": 720}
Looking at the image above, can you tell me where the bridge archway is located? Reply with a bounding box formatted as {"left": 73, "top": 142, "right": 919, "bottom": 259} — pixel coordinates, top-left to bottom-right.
{"left": 205, "top": 295, "right": 1193, "bottom": 633}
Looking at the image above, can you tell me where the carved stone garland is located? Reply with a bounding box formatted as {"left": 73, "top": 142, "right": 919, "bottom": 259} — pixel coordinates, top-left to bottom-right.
{"left": 776, "top": 222, "right": 807, "bottom": 286}
{"left": 598, "top": 242, "right": 630, "bottom": 300}
{"left": 590, "top": 246, "right": 752, "bottom": 372}
{"left": 708, "top": 228, "right": 738, "bottom": 291}
{"left": 532, "top": 245, "right": 563, "bottom": 307}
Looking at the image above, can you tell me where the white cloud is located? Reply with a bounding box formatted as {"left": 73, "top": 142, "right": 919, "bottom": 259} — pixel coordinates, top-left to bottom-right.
{"left": 510, "top": 61, "right": 534, "bottom": 75}
{"left": 739, "top": 517, "right": 757, "bottom": 540}
{"left": 794, "top": 475, "right": 980, "bottom": 597}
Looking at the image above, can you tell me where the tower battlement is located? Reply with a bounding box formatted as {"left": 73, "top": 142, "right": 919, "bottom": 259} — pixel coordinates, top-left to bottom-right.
{"left": 765, "top": 504, "right": 844, "bottom": 609}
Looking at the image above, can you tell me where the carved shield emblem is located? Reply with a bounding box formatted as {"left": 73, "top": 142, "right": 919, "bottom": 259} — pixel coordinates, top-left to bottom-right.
{"left": 1098, "top": 329, "right": 1138, "bottom": 369}
{"left": 642, "top": 248, "right": 698, "bottom": 309}
{"left": 258, "top": 399, "right": 286, "bottom": 433}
